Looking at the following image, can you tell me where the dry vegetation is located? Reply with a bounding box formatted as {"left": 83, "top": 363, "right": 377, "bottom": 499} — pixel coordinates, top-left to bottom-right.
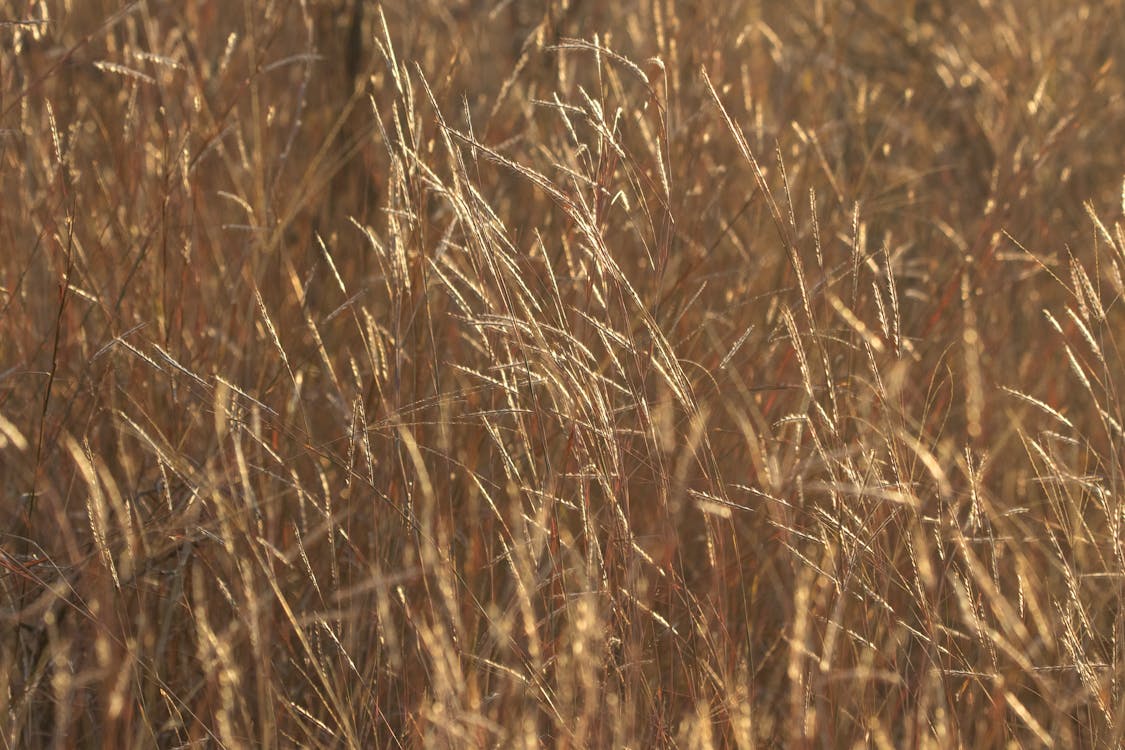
{"left": 3, "top": 0, "right": 1125, "bottom": 746}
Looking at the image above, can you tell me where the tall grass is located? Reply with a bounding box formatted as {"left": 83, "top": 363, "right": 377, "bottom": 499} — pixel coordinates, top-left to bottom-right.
{"left": 2, "top": 0, "right": 1125, "bottom": 746}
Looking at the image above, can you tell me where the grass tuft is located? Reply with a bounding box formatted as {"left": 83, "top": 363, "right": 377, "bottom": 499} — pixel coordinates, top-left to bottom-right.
{"left": 3, "top": 1, "right": 1125, "bottom": 747}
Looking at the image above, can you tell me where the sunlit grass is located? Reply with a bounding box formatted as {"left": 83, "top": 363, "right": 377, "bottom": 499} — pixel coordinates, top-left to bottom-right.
{"left": 2, "top": 1, "right": 1125, "bottom": 746}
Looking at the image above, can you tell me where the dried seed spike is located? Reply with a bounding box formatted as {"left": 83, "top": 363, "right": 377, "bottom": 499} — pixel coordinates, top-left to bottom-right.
{"left": 809, "top": 188, "right": 824, "bottom": 268}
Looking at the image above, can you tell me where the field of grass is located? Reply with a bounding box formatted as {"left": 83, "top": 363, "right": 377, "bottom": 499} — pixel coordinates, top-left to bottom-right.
{"left": 3, "top": 0, "right": 1125, "bottom": 746}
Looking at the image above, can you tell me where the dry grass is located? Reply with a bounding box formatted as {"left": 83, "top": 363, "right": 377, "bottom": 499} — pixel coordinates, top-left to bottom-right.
{"left": 3, "top": 0, "right": 1125, "bottom": 746}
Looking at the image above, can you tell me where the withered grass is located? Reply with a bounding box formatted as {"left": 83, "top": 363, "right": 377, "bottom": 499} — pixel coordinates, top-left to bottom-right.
{"left": 3, "top": 1, "right": 1125, "bottom": 747}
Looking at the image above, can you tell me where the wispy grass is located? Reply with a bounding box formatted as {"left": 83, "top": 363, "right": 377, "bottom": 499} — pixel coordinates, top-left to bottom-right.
{"left": 2, "top": 1, "right": 1125, "bottom": 746}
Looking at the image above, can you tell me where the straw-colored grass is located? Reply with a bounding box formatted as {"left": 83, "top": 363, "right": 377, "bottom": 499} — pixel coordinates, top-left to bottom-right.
{"left": 3, "top": 1, "right": 1125, "bottom": 747}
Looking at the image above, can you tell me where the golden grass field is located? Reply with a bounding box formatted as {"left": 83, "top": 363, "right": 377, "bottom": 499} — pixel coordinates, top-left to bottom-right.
{"left": 3, "top": 0, "right": 1125, "bottom": 746}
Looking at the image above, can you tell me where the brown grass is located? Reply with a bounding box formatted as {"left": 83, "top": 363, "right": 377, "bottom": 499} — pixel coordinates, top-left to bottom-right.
{"left": 3, "top": 0, "right": 1125, "bottom": 747}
